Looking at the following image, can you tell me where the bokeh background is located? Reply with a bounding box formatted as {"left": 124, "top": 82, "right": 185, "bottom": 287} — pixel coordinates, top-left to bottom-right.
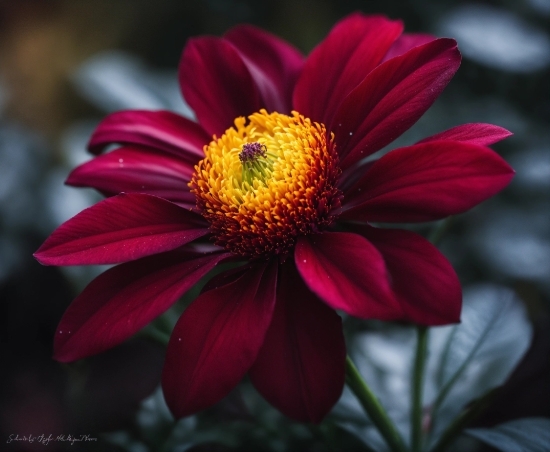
{"left": 1, "top": 0, "right": 549, "bottom": 450}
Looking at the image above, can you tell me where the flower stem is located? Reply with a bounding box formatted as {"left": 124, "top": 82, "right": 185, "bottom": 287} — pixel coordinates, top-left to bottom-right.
{"left": 411, "top": 326, "right": 429, "bottom": 452}
{"left": 139, "top": 326, "right": 170, "bottom": 347}
{"left": 429, "top": 217, "right": 453, "bottom": 246}
{"left": 345, "top": 355, "right": 408, "bottom": 452}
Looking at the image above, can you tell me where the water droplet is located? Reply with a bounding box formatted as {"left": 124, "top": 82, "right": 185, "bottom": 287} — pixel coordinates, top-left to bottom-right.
{"left": 349, "top": 132, "right": 353, "bottom": 136}
{"left": 118, "top": 158, "right": 124, "bottom": 163}
{"left": 59, "top": 330, "right": 63, "bottom": 334}
{"left": 303, "top": 259, "right": 307, "bottom": 263}
{"left": 178, "top": 338, "right": 182, "bottom": 341}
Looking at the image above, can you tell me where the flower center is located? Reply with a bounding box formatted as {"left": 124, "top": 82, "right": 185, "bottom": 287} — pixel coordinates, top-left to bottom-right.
{"left": 190, "top": 109, "right": 342, "bottom": 258}
{"left": 239, "top": 142, "right": 273, "bottom": 186}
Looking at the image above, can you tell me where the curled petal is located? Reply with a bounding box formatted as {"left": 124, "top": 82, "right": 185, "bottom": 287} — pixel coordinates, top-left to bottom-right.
{"left": 382, "top": 33, "right": 435, "bottom": 62}
{"left": 34, "top": 193, "right": 208, "bottom": 266}
{"left": 356, "top": 226, "right": 462, "bottom": 325}
{"left": 53, "top": 250, "right": 230, "bottom": 362}
{"left": 67, "top": 146, "right": 196, "bottom": 206}
{"left": 180, "top": 37, "right": 261, "bottom": 137}
{"left": 88, "top": 110, "right": 209, "bottom": 162}
{"left": 250, "top": 262, "right": 346, "bottom": 423}
{"left": 295, "top": 232, "right": 402, "bottom": 319}
{"left": 342, "top": 140, "right": 515, "bottom": 223}
{"left": 225, "top": 25, "right": 304, "bottom": 113}
{"left": 162, "top": 261, "right": 277, "bottom": 419}
{"left": 293, "top": 13, "right": 403, "bottom": 125}
{"left": 333, "top": 38, "right": 461, "bottom": 169}
{"left": 417, "top": 123, "right": 513, "bottom": 146}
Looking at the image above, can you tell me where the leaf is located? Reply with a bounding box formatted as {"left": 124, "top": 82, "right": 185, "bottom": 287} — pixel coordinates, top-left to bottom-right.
{"left": 466, "top": 418, "right": 550, "bottom": 452}
{"left": 338, "top": 285, "right": 533, "bottom": 451}
{"left": 429, "top": 284, "right": 533, "bottom": 440}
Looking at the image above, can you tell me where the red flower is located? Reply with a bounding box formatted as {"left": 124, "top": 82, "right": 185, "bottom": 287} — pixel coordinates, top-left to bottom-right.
{"left": 35, "top": 14, "right": 514, "bottom": 423}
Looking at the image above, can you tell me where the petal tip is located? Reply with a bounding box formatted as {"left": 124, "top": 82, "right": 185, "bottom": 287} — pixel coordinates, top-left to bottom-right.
{"left": 33, "top": 249, "right": 52, "bottom": 266}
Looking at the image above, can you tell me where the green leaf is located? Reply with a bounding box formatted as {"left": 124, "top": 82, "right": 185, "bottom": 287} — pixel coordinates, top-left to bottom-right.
{"left": 429, "top": 284, "right": 532, "bottom": 442}
{"left": 466, "top": 418, "right": 550, "bottom": 452}
{"left": 341, "top": 285, "right": 533, "bottom": 451}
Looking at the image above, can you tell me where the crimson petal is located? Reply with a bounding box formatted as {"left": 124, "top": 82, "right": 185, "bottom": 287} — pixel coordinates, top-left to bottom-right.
{"left": 179, "top": 37, "right": 261, "bottom": 137}
{"left": 225, "top": 25, "right": 304, "bottom": 113}
{"left": 34, "top": 193, "right": 208, "bottom": 265}
{"left": 333, "top": 38, "right": 461, "bottom": 169}
{"left": 417, "top": 123, "right": 513, "bottom": 146}
{"left": 249, "top": 262, "right": 346, "bottom": 423}
{"left": 342, "top": 140, "right": 515, "bottom": 223}
{"left": 293, "top": 13, "right": 403, "bottom": 126}
{"left": 382, "top": 33, "right": 435, "bottom": 62}
{"left": 66, "top": 146, "right": 196, "bottom": 207}
{"left": 295, "top": 232, "right": 402, "bottom": 319}
{"left": 356, "top": 226, "right": 462, "bottom": 325}
{"left": 88, "top": 110, "right": 209, "bottom": 162}
{"left": 54, "top": 250, "right": 230, "bottom": 362}
{"left": 162, "top": 261, "right": 277, "bottom": 419}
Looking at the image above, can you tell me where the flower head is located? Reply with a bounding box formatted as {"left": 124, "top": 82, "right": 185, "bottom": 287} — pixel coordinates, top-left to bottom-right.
{"left": 191, "top": 110, "right": 341, "bottom": 258}
{"left": 35, "top": 13, "right": 514, "bottom": 423}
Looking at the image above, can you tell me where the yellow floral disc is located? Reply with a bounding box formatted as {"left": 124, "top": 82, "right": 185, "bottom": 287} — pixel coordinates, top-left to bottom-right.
{"left": 190, "top": 109, "right": 341, "bottom": 258}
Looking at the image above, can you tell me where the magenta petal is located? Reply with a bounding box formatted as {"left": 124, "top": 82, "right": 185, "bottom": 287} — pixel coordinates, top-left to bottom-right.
{"left": 162, "top": 261, "right": 277, "bottom": 419}
{"left": 66, "top": 146, "right": 196, "bottom": 207}
{"left": 333, "top": 38, "right": 461, "bottom": 169}
{"left": 225, "top": 25, "right": 304, "bottom": 113}
{"left": 295, "top": 233, "right": 402, "bottom": 320}
{"left": 249, "top": 262, "right": 345, "bottom": 423}
{"left": 357, "top": 226, "right": 461, "bottom": 325}
{"left": 34, "top": 193, "right": 208, "bottom": 266}
{"left": 88, "top": 110, "right": 209, "bottom": 162}
{"left": 53, "top": 250, "right": 230, "bottom": 362}
{"left": 417, "top": 123, "right": 513, "bottom": 146}
{"left": 382, "top": 33, "right": 435, "bottom": 62}
{"left": 342, "top": 140, "right": 515, "bottom": 223}
{"left": 293, "top": 13, "right": 403, "bottom": 125}
{"left": 180, "top": 37, "right": 261, "bottom": 137}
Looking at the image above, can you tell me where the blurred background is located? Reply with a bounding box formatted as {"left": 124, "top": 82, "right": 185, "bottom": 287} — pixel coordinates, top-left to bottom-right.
{"left": 0, "top": 0, "right": 548, "bottom": 450}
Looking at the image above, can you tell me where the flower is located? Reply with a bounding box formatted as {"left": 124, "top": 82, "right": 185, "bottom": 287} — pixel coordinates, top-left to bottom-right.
{"left": 35, "top": 13, "right": 514, "bottom": 423}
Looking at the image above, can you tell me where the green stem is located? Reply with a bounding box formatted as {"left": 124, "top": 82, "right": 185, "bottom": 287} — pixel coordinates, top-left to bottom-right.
{"left": 411, "top": 326, "right": 429, "bottom": 452}
{"left": 345, "top": 356, "right": 408, "bottom": 452}
{"left": 430, "top": 389, "right": 497, "bottom": 452}
{"left": 429, "top": 217, "right": 453, "bottom": 246}
{"left": 139, "top": 326, "right": 170, "bottom": 347}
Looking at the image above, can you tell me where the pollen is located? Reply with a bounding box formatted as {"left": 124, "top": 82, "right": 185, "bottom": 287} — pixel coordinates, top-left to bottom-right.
{"left": 190, "top": 109, "right": 342, "bottom": 258}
